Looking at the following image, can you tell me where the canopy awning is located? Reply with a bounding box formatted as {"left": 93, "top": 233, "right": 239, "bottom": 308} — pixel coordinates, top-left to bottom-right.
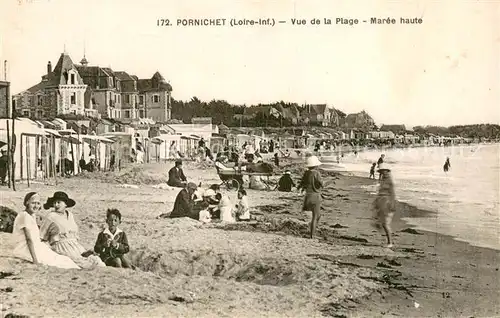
{"left": 79, "top": 135, "right": 115, "bottom": 144}
{"left": 44, "top": 128, "right": 62, "bottom": 137}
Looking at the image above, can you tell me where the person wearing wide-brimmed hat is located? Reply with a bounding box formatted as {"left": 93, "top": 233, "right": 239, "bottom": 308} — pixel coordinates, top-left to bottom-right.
{"left": 11, "top": 192, "right": 80, "bottom": 269}
{"left": 40, "top": 191, "right": 106, "bottom": 269}
{"left": 372, "top": 164, "right": 396, "bottom": 248}
{"left": 298, "top": 155, "right": 324, "bottom": 239}
{"left": 167, "top": 159, "right": 188, "bottom": 188}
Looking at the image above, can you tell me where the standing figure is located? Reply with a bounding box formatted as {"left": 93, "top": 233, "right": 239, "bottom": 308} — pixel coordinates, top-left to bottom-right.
{"left": 369, "top": 163, "right": 377, "bottom": 179}
{"left": 298, "top": 156, "right": 323, "bottom": 239}
{"left": 372, "top": 164, "right": 396, "bottom": 248}
{"left": 0, "top": 149, "right": 8, "bottom": 185}
{"left": 443, "top": 157, "right": 451, "bottom": 173}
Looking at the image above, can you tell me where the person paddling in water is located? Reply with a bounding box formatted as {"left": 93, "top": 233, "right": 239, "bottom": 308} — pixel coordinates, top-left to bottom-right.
{"left": 372, "top": 164, "right": 396, "bottom": 248}
{"left": 443, "top": 157, "right": 451, "bottom": 173}
{"left": 298, "top": 155, "right": 323, "bottom": 239}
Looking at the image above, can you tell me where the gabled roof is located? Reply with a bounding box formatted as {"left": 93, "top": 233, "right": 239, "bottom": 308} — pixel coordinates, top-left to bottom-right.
{"left": 46, "top": 53, "right": 85, "bottom": 87}
{"left": 114, "top": 71, "right": 135, "bottom": 81}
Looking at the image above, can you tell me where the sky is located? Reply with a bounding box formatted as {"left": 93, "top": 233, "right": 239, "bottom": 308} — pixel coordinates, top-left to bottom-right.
{"left": 1, "top": 0, "right": 499, "bottom": 127}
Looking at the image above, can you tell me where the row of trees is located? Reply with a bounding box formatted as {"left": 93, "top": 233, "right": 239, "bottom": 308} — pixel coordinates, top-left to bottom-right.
{"left": 413, "top": 124, "right": 500, "bottom": 139}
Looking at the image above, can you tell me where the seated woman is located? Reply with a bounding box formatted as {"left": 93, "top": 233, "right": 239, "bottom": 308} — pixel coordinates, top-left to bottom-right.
{"left": 40, "top": 191, "right": 106, "bottom": 269}
{"left": 169, "top": 183, "right": 199, "bottom": 220}
{"left": 12, "top": 192, "right": 79, "bottom": 269}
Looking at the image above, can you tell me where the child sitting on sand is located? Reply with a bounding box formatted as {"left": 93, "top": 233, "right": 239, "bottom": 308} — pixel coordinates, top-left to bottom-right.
{"left": 235, "top": 189, "right": 250, "bottom": 221}
{"left": 94, "top": 209, "right": 132, "bottom": 268}
{"left": 369, "top": 163, "right": 376, "bottom": 179}
{"left": 198, "top": 201, "right": 212, "bottom": 223}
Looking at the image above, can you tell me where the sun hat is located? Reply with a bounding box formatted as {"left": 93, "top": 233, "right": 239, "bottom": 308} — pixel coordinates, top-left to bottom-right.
{"left": 44, "top": 191, "right": 76, "bottom": 209}
{"left": 285, "top": 170, "right": 291, "bottom": 175}
{"left": 175, "top": 159, "right": 183, "bottom": 165}
{"left": 377, "top": 163, "right": 391, "bottom": 172}
{"left": 305, "top": 155, "right": 322, "bottom": 168}
{"left": 186, "top": 182, "right": 198, "bottom": 190}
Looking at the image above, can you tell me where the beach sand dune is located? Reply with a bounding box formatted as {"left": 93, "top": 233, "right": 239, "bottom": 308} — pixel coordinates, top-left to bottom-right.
{"left": 0, "top": 162, "right": 498, "bottom": 317}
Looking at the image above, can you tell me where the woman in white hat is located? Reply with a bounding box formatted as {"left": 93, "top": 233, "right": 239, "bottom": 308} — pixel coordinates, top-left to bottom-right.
{"left": 372, "top": 164, "right": 396, "bottom": 248}
{"left": 298, "top": 155, "right": 323, "bottom": 239}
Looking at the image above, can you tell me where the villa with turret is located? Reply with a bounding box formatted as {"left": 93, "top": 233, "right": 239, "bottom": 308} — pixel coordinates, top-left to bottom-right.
{"left": 12, "top": 52, "right": 172, "bottom": 122}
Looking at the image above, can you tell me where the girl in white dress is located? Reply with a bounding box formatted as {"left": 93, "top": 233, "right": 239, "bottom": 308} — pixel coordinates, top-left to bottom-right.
{"left": 12, "top": 192, "right": 80, "bottom": 269}
{"left": 40, "top": 191, "right": 106, "bottom": 269}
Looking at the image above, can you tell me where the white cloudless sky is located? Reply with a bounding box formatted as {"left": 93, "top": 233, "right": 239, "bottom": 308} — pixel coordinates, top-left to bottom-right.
{"left": 1, "top": 0, "right": 499, "bottom": 127}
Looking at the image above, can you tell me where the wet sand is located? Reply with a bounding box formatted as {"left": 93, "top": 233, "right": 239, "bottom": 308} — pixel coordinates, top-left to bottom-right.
{"left": 0, "top": 161, "right": 499, "bottom": 317}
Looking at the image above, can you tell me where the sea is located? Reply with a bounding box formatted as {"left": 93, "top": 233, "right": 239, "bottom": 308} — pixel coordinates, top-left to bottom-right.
{"left": 336, "top": 143, "right": 500, "bottom": 251}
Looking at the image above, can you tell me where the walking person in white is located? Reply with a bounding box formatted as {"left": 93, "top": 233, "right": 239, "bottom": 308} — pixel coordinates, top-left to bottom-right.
{"left": 12, "top": 192, "right": 80, "bottom": 269}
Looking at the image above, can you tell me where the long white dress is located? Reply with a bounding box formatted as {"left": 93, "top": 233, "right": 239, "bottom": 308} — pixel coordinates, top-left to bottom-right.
{"left": 12, "top": 211, "right": 80, "bottom": 269}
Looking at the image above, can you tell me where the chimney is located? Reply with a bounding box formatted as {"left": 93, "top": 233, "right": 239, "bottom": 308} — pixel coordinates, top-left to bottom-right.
{"left": 47, "top": 61, "right": 52, "bottom": 75}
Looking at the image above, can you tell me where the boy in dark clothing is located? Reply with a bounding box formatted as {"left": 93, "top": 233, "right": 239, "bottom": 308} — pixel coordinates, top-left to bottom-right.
{"left": 369, "top": 163, "right": 376, "bottom": 179}
{"left": 94, "top": 209, "right": 132, "bottom": 268}
{"left": 298, "top": 156, "right": 323, "bottom": 239}
{"left": 276, "top": 171, "right": 295, "bottom": 192}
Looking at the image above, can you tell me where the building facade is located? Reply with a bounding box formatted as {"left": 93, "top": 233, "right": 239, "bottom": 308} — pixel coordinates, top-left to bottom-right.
{"left": 13, "top": 53, "right": 172, "bottom": 122}
{"left": 13, "top": 53, "right": 89, "bottom": 119}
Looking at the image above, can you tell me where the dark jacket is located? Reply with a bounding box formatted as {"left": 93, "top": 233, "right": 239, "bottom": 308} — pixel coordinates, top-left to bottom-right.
{"left": 170, "top": 188, "right": 197, "bottom": 219}
{"left": 94, "top": 228, "right": 130, "bottom": 262}
{"left": 298, "top": 169, "right": 323, "bottom": 193}
{"left": 277, "top": 174, "right": 295, "bottom": 192}
{"left": 167, "top": 167, "right": 187, "bottom": 187}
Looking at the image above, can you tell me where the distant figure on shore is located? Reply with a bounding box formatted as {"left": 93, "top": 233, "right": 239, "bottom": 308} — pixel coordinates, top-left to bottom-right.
{"left": 377, "top": 154, "right": 385, "bottom": 167}
{"left": 377, "top": 154, "right": 385, "bottom": 180}
{"left": 372, "top": 164, "right": 396, "bottom": 248}
{"left": 443, "top": 157, "right": 451, "bottom": 173}
{"left": 276, "top": 171, "right": 295, "bottom": 192}
{"left": 369, "top": 163, "right": 376, "bottom": 179}
{"left": 274, "top": 153, "right": 280, "bottom": 167}
{"left": 167, "top": 160, "right": 187, "bottom": 188}
{"left": 298, "top": 156, "right": 323, "bottom": 239}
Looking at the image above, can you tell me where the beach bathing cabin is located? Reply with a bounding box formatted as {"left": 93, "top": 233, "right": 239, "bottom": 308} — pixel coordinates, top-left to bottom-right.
{"left": 0, "top": 118, "right": 82, "bottom": 181}
{"left": 100, "top": 132, "right": 136, "bottom": 168}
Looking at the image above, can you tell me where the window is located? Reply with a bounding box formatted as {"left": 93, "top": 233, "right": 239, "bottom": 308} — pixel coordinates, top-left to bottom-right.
{"left": 139, "top": 109, "right": 144, "bottom": 118}
{"left": 37, "top": 110, "right": 43, "bottom": 118}
{"left": 125, "top": 95, "right": 130, "bottom": 103}
{"left": 139, "top": 95, "right": 144, "bottom": 104}
{"left": 23, "top": 110, "right": 30, "bottom": 117}
{"left": 70, "top": 73, "right": 75, "bottom": 85}
{"left": 70, "top": 93, "right": 76, "bottom": 105}
{"left": 37, "top": 95, "right": 43, "bottom": 106}
{"left": 153, "top": 95, "right": 159, "bottom": 103}
{"left": 125, "top": 110, "right": 130, "bottom": 118}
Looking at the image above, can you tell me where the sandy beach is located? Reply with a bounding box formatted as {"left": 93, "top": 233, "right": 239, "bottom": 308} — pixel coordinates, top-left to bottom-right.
{"left": 0, "top": 161, "right": 499, "bottom": 318}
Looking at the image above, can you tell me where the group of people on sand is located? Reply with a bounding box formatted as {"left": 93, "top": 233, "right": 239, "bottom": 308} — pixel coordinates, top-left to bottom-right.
{"left": 161, "top": 159, "right": 250, "bottom": 223}
{"left": 12, "top": 191, "right": 132, "bottom": 270}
